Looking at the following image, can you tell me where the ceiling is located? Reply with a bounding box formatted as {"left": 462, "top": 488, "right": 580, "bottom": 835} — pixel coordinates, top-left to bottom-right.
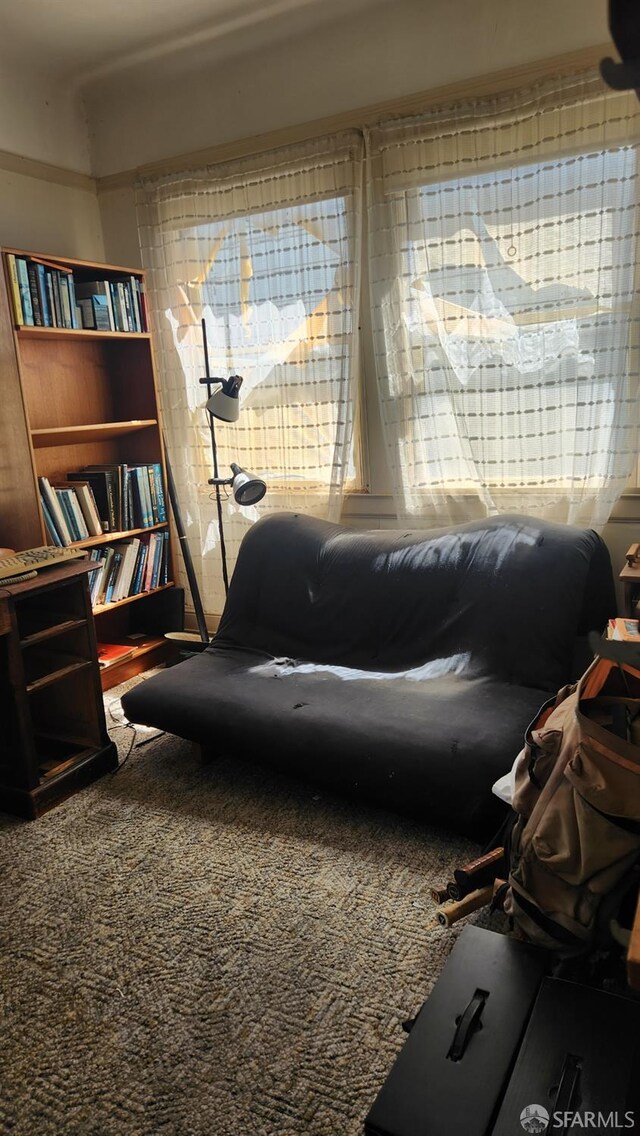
{"left": 0, "top": 0, "right": 383, "bottom": 88}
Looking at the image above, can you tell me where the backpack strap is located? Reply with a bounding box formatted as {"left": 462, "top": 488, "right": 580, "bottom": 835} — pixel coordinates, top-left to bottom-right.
{"left": 508, "top": 884, "right": 586, "bottom": 948}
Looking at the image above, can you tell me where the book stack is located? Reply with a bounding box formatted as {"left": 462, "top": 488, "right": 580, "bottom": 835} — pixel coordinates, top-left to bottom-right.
{"left": 39, "top": 476, "right": 104, "bottom": 546}
{"left": 5, "top": 252, "right": 147, "bottom": 332}
{"left": 87, "top": 531, "right": 170, "bottom": 608}
{"left": 6, "top": 253, "right": 79, "bottom": 329}
{"left": 607, "top": 617, "right": 640, "bottom": 642}
{"left": 74, "top": 278, "right": 146, "bottom": 332}
{"left": 97, "top": 642, "right": 137, "bottom": 669}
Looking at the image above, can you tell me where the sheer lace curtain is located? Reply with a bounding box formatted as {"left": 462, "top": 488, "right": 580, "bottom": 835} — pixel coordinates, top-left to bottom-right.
{"left": 367, "top": 71, "right": 640, "bottom": 528}
{"left": 135, "top": 135, "right": 363, "bottom": 615}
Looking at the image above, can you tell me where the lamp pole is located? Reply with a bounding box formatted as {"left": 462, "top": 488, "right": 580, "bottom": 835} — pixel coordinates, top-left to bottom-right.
{"left": 201, "top": 318, "right": 230, "bottom": 595}
{"left": 163, "top": 441, "right": 209, "bottom": 643}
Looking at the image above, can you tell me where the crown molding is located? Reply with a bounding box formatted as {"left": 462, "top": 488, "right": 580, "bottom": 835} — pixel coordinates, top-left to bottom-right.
{"left": 0, "top": 148, "right": 94, "bottom": 191}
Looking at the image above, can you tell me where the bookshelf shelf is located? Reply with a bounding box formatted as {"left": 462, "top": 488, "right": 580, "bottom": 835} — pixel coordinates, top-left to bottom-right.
{"left": 32, "top": 420, "right": 158, "bottom": 447}
{"left": 16, "top": 327, "right": 151, "bottom": 342}
{"left": 99, "top": 634, "right": 170, "bottom": 692}
{"left": 0, "top": 245, "right": 181, "bottom": 695}
{"left": 20, "top": 617, "right": 88, "bottom": 648}
{"left": 93, "top": 581, "right": 175, "bottom": 616}
{"left": 26, "top": 658, "right": 92, "bottom": 694}
{"left": 72, "top": 521, "right": 168, "bottom": 550}
{"left": 39, "top": 746, "right": 95, "bottom": 779}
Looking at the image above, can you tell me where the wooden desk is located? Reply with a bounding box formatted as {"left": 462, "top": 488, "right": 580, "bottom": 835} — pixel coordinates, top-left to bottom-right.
{"left": 0, "top": 560, "right": 117, "bottom": 819}
{"left": 619, "top": 562, "right": 640, "bottom": 617}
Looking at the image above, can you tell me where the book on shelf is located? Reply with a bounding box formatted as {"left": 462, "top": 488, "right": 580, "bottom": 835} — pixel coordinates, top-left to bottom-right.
{"left": 55, "top": 486, "right": 89, "bottom": 541}
{"left": 88, "top": 549, "right": 107, "bottom": 604}
{"left": 38, "top": 477, "right": 105, "bottom": 546}
{"left": 15, "top": 257, "right": 34, "bottom": 325}
{"left": 132, "top": 540, "right": 149, "bottom": 596}
{"left": 130, "top": 465, "right": 153, "bottom": 527}
{"left": 149, "top": 533, "right": 162, "bottom": 591}
{"left": 144, "top": 462, "right": 167, "bottom": 523}
{"left": 48, "top": 269, "right": 61, "bottom": 327}
{"left": 97, "top": 642, "right": 137, "bottom": 669}
{"left": 67, "top": 468, "right": 118, "bottom": 532}
{"left": 35, "top": 263, "right": 52, "bottom": 326}
{"left": 58, "top": 275, "right": 72, "bottom": 328}
{"left": 67, "top": 480, "right": 103, "bottom": 536}
{"left": 111, "top": 282, "right": 126, "bottom": 331}
{"left": 27, "top": 262, "right": 43, "bottom": 326}
{"left": 86, "top": 530, "right": 169, "bottom": 610}
{"left": 128, "top": 277, "right": 141, "bottom": 332}
{"left": 143, "top": 533, "right": 157, "bottom": 591}
{"left": 111, "top": 538, "right": 140, "bottom": 603}
{"left": 105, "top": 549, "right": 124, "bottom": 604}
{"left": 74, "top": 281, "right": 113, "bottom": 330}
{"left": 41, "top": 495, "right": 63, "bottom": 546}
{"left": 93, "top": 547, "right": 115, "bottom": 605}
{"left": 77, "top": 294, "right": 111, "bottom": 331}
{"left": 38, "top": 476, "right": 72, "bottom": 545}
{"left": 67, "top": 274, "right": 79, "bottom": 327}
{"left": 5, "top": 254, "right": 24, "bottom": 324}
{"left": 607, "top": 617, "right": 640, "bottom": 641}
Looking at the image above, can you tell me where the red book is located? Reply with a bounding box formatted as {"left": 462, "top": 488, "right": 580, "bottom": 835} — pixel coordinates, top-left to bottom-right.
{"left": 97, "top": 642, "right": 137, "bottom": 668}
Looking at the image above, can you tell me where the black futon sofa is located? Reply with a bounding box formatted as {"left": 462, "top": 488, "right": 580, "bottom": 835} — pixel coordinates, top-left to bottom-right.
{"left": 122, "top": 513, "right": 615, "bottom": 838}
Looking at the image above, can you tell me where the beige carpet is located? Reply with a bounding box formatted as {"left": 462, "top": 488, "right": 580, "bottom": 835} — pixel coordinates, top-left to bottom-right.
{"left": 0, "top": 672, "right": 499, "bottom": 1136}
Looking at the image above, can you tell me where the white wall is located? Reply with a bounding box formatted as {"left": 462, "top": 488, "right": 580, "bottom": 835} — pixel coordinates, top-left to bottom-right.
{"left": 0, "top": 59, "right": 103, "bottom": 260}
{"left": 0, "top": 167, "right": 104, "bottom": 261}
{"left": 86, "top": 0, "right": 608, "bottom": 176}
{"left": 0, "top": 60, "right": 91, "bottom": 173}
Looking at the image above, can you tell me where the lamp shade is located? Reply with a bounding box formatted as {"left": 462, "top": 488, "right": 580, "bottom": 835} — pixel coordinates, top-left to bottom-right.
{"left": 229, "top": 463, "right": 267, "bottom": 506}
{"left": 206, "top": 387, "right": 240, "bottom": 423}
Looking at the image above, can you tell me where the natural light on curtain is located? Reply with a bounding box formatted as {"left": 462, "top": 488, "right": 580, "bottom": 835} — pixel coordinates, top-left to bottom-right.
{"left": 135, "top": 135, "right": 363, "bottom": 614}
{"left": 367, "top": 70, "right": 640, "bottom": 528}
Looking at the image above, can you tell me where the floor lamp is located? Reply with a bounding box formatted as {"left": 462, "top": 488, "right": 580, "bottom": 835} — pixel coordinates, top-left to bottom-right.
{"left": 163, "top": 320, "right": 267, "bottom": 647}
{"left": 163, "top": 441, "right": 210, "bottom": 646}
{"left": 198, "top": 318, "right": 267, "bottom": 596}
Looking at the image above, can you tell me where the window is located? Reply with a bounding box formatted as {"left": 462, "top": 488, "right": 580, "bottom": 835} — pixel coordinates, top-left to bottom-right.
{"left": 136, "top": 135, "right": 363, "bottom": 613}
{"left": 367, "top": 71, "right": 640, "bottom": 526}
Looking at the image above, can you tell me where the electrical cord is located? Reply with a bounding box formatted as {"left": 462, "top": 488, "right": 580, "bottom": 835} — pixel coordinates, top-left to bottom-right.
{"left": 105, "top": 697, "right": 165, "bottom": 772}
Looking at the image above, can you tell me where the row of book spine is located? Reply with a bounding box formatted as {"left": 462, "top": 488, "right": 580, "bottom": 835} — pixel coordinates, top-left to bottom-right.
{"left": 88, "top": 532, "right": 170, "bottom": 608}
{"left": 5, "top": 253, "right": 147, "bottom": 333}
{"left": 39, "top": 463, "right": 167, "bottom": 546}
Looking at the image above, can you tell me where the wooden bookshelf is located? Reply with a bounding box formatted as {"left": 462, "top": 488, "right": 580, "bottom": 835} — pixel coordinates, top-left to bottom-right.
{"left": 0, "top": 246, "right": 180, "bottom": 690}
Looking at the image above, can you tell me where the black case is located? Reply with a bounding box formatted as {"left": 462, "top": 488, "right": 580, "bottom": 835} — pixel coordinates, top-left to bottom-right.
{"left": 491, "top": 977, "right": 640, "bottom": 1135}
{"left": 365, "top": 926, "right": 548, "bottom": 1136}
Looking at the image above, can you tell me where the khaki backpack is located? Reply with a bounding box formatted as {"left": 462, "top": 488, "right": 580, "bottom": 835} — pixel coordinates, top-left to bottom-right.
{"left": 504, "top": 655, "right": 640, "bottom": 955}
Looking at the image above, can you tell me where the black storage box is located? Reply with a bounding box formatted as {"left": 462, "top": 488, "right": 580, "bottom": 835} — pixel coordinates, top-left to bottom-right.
{"left": 365, "top": 926, "right": 548, "bottom": 1136}
{"left": 491, "top": 977, "right": 640, "bottom": 1135}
